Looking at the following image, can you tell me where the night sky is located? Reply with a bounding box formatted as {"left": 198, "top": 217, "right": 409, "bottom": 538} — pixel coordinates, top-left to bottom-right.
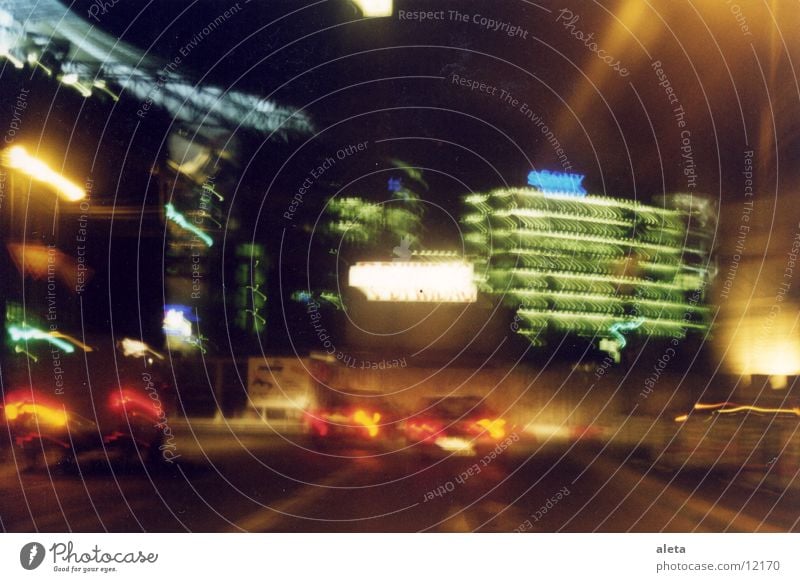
{"left": 69, "top": 0, "right": 799, "bottom": 210}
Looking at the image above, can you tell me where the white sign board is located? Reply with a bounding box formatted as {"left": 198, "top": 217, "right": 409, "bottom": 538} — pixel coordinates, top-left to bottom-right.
{"left": 247, "top": 356, "right": 314, "bottom": 414}
{"left": 348, "top": 261, "right": 477, "bottom": 303}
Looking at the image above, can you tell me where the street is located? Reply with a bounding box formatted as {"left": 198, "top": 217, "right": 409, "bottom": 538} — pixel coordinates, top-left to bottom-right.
{"left": 2, "top": 424, "right": 797, "bottom": 533}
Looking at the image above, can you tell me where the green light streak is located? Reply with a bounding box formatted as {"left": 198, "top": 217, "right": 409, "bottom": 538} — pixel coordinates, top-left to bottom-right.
{"left": 504, "top": 288, "right": 709, "bottom": 312}
{"left": 493, "top": 229, "right": 697, "bottom": 255}
{"left": 496, "top": 250, "right": 683, "bottom": 272}
{"left": 516, "top": 309, "right": 705, "bottom": 329}
{"left": 496, "top": 208, "right": 633, "bottom": 228}
{"left": 464, "top": 194, "right": 489, "bottom": 205}
{"left": 320, "top": 292, "right": 345, "bottom": 310}
{"left": 491, "top": 188, "right": 684, "bottom": 216}
{"left": 165, "top": 203, "right": 213, "bottom": 247}
{"left": 496, "top": 269, "right": 686, "bottom": 291}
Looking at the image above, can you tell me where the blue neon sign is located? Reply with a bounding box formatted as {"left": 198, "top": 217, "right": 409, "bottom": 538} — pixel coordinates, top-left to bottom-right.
{"left": 527, "top": 170, "right": 587, "bottom": 196}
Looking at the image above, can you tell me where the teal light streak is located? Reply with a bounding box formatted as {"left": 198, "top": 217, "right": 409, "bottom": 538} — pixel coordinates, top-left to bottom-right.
{"left": 8, "top": 326, "right": 75, "bottom": 353}
{"left": 608, "top": 318, "right": 645, "bottom": 350}
{"left": 165, "top": 203, "right": 213, "bottom": 247}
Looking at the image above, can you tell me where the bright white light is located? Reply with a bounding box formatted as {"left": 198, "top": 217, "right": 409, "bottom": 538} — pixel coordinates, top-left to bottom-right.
{"left": 59, "top": 73, "right": 93, "bottom": 97}
{"left": 352, "top": 0, "right": 393, "bottom": 17}
{"left": 0, "top": 47, "right": 23, "bottom": 68}
{"left": 163, "top": 309, "right": 192, "bottom": 338}
{"left": 434, "top": 437, "right": 475, "bottom": 455}
{"left": 2, "top": 146, "right": 86, "bottom": 201}
{"left": 349, "top": 261, "right": 477, "bottom": 303}
{"left": 120, "top": 337, "right": 164, "bottom": 360}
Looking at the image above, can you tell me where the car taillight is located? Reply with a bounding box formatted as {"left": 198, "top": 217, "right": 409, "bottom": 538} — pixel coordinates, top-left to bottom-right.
{"left": 352, "top": 409, "right": 381, "bottom": 437}
{"left": 475, "top": 418, "right": 506, "bottom": 439}
{"left": 305, "top": 410, "right": 330, "bottom": 436}
{"left": 110, "top": 389, "right": 160, "bottom": 421}
{"left": 4, "top": 402, "right": 69, "bottom": 427}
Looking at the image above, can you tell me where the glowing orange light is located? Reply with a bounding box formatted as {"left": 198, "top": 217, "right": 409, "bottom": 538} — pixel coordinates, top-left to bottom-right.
{"left": 674, "top": 414, "right": 689, "bottom": 423}
{"left": 6, "top": 243, "right": 93, "bottom": 291}
{"left": 111, "top": 389, "right": 161, "bottom": 421}
{"left": 476, "top": 418, "right": 506, "bottom": 439}
{"left": 694, "top": 402, "right": 736, "bottom": 411}
{"left": 3, "top": 404, "right": 18, "bottom": 421}
{"left": 306, "top": 411, "right": 330, "bottom": 437}
{"left": 2, "top": 146, "right": 86, "bottom": 201}
{"left": 4, "top": 402, "right": 68, "bottom": 427}
{"left": 352, "top": 409, "right": 381, "bottom": 437}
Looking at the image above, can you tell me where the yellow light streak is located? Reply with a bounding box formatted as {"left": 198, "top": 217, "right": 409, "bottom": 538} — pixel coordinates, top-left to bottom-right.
{"left": 715, "top": 405, "right": 800, "bottom": 416}
{"left": 48, "top": 331, "right": 94, "bottom": 352}
{"left": 2, "top": 146, "right": 86, "bottom": 201}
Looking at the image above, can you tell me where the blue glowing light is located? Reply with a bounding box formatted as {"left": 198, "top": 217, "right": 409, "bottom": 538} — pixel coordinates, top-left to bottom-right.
{"left": 527, "top": 170, "right": 587, "bottom": 196}
{"left": 164, "top": 304, "right": 198, "bottom": 321}
{"left": 291, "top": 290, "right": 313, "bottom": 304}
{"left": 388, "top": 177, "right": 402, "bottom": 193}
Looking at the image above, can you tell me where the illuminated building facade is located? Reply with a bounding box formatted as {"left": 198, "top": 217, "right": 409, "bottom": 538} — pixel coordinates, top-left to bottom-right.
{"left": 463, "top": 177, "right": 716, "bottom": 359}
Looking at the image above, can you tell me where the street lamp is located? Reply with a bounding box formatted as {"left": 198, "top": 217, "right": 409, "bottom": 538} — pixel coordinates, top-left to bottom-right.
{"left": 1, "top": 145, "right": 86, "bottom": 202}
{"left": 352, "top": 0, "right": 392, "bottom": 18}
{"left": 0, "top": 145, "right": 86, "bottom": 362}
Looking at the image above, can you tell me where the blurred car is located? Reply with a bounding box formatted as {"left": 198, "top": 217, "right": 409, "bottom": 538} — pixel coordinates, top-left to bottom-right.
{"left": 661, "top": 402, "right": 799, "bottom": 474}
{"left": 304, "top": 389, "right": 401, "bottom": 450}
{"left": 1, "top": 331, "right": 174, "bottom": 469}
{"left": 403, "top": 395, "right": 511, "bottom": 457}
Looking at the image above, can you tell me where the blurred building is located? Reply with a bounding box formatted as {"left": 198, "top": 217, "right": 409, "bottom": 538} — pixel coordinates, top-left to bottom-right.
{"left": 462, "top": 172, "right": 717, "bottom": 361}
{"left": 0, "top": 0, "right": 313, "bottom": 415}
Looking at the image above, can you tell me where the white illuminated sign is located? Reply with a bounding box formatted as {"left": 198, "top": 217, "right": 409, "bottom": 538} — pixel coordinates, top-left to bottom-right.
{"left": 349, "top": 262, "right": 477, "bottom": 303}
